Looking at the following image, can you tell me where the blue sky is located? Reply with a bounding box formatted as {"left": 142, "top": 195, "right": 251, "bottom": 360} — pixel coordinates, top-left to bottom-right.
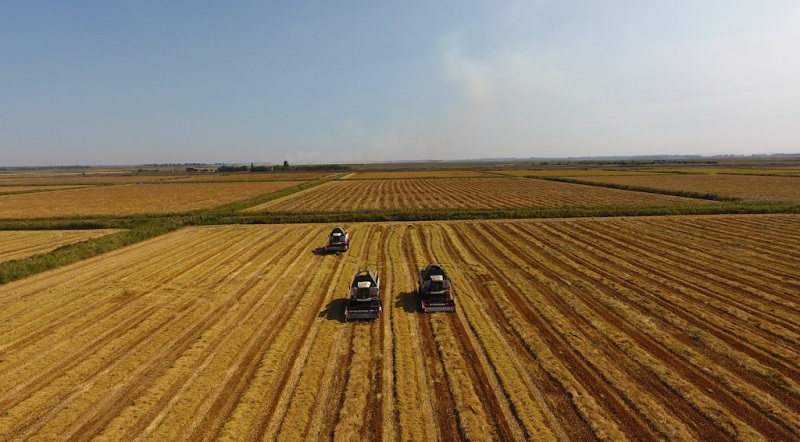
{"left": 2, "top": 1, "right": 799, "bottom": 166}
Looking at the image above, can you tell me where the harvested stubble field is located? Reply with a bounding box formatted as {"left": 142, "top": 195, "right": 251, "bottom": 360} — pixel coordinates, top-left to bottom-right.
{"left": 578, "top": 174, "right": 800, "bottom": 201}
{"left": 0, "top": 182, "right": 301, "bottom": 219}
{"left": 660, "top": 167, "right": 800, "bottom": 176}
{"left": 343, "top": 171, "right": 493, "bottom": 179}
{"left": 171, "top": 172, "right": 335, "bottom": 182}
{"left": 493, "top": 169, "right": 660, "bottom": 177}
{"left": 0, "top": 175, "right": 183, "bottom": 185}
{"left": 245, "top": 178, "right": 706, "bottom": 212}
{"left": 0, "top": 186, "right": 90, "bottom": 195}
{"left": 0, "top": 230, "right": 123, "bottom": 263}
{"left": 1, "top": 215, "right": 798, "bottom": 440}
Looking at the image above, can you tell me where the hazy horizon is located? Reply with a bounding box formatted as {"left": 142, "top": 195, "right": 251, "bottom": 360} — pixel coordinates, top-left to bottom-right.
{"left": 3, "top": 1, "right": 799, "bottom": 167}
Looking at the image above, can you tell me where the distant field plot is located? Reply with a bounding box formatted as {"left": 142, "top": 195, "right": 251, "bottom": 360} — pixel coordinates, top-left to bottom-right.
{"left": 0, "top": 229, "right": 123, "bottom": 262}
{"left": 0, "top": 182, "right": 301, "bottom": 219}
{"left": 494, "top": 169, "right": 661, "bottom": 177}
{"left": 171, "top": 171, "right": 335, "bottom": 182}
{"left": 343, "top": 170, "right": 493, "bottom": 179}
{"left": 661, "top": 167, "right": 800, "bottom": 176}
{"left": 1, "top": 215, "right": 798, "bottom": 440}
{"left": 0, "top": 175, "right": 182, "bottom": 185}
{"left": 245, "top": 178, "right": 706, "bottom": 212}
{"left": 579, "top": 174, "right": 800, "bottom": 200}
{"left": 0, "top": 186, "right": 90, "bottom": 195}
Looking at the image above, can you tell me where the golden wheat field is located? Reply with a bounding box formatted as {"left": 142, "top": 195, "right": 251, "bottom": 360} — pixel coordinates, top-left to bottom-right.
{"left": 579, "top": 174, "right": 800, "bottom": 201}
{"left": 0, "top": 182, "right": 301, "bottom": 219}
{"left": 343, "top": 171, "right": 493, "bottom": 179}
{"left": 0, "top": 174, "right": 183, "bottom": 185}
{"left": 245, "top": 178, "right": 706, "bottom": 212}
{"left": 0, "top": 186, "right": 90, "bottom": 195}
{"left": 492, "top": 170, "right": 660, "bottom": 177}
{"left": 0, "top": 230, "right": 123, "bottom": 263}
{"left": 1, "top": 215, "right": 798, "bottom": 440}
{"left": 171, "top": 172, "right": 335, "bottom": 182}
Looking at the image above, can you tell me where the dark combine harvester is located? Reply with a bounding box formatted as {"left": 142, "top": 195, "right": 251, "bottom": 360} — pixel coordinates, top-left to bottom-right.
{"left": 325, "top": 227, "right": 350, "bottom": 253}
{"left": 418, "top": 264, "right": 456, "bottom": 313}
{"left": 344, "top": 270, "right": 382, "bottom": 321}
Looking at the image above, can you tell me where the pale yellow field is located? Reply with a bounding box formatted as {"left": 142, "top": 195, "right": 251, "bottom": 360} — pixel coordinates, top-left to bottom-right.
{"left": 0, "top": 186, "right": 90, "bottom": 195}
{"left": 493, "top": 169, "right": 660, "bottom": 177}
{"left": 1, "top": 215, "right": 798, "bottom": 440}
{"left": 343, "top": 171, "right": 493, "bottom": 179}
{"left": 661, "top": 167, "right": 800, "bottom": 176}
{"left": 0, "top": 230, "right": 123, "bottom": 263}
{"left": 0, "top": 182, "right": 301, "bottom": 219}
{"left": 171, "top": 172, "right": 335, "bottom": 182}
{"left": 0, "top": 174, "right": 182, "bottom": 185}
{"left": 579, "top": 174, "right": 800, "bottom": 200}
{"left": 245, "top": 178, "right": 707, "bottom": 212}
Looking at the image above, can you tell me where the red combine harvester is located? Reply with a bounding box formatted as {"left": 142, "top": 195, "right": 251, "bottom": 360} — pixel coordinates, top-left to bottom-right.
{"left": 344, "top": 270, "right": 382, "bottom": 321}
{"left": 418, "top": 264, "right": 456, "bottom": 313}
{"left": 325, "top": 227, "right": 350, "bottom": 253}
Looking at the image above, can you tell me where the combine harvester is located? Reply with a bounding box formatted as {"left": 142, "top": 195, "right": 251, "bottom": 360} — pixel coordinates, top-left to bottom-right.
{"left": 418, "top": 264, "right": 456, "bottom": 313}
{"left": 344, "top": 270, "right": 382, "bottom": 321}
{"left": 324, "top": 227, "right": 350, "bottom": 253}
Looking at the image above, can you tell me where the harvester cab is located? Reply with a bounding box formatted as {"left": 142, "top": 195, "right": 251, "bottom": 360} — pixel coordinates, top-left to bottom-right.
{"left": 344, "top": 270, "right": 382, "bottom": 321}
{"left": 325, "top": 227, "right": 350, "bottom": 253}
{"left": 418, "top": 264, "right": 456, "bottom": 313}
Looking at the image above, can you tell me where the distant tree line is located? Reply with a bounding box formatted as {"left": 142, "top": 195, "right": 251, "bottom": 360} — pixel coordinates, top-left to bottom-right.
{"left": 216, "top": 162, "right": 350, "bottom": 173}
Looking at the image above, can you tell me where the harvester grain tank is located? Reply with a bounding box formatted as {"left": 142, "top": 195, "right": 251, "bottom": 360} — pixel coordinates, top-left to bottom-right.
{"left": 418, "top": 264, "right": 456, "bottom": 313}
{"left": 325, "top": 227, "right": 350, "bottom": 253}
{"left": 344, "top": 270, "right": 382, "bottom": 321}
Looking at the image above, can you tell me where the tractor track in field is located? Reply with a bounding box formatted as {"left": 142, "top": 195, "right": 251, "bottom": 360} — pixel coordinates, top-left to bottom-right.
{"left": 445, "top": 222, "right": 651, "bottom": 439}
{"left": 0, "top": 227, "right": 276, "bottom": 394}
{"left": 521, "top": 219, "right": 799, "bottom": 439}
{"left": 248, "top": 178, "right": 704, "bottom": 212}
{"left": 119, "top": 227, "right": 326, "bottom": 440}
{"left": 582, "top": 220, "right": 800, "bottom": 328}
{"left": 566, "top": 221, "right": 800, "bottom": 348}
{"left": 187, "top": 233, "right": 334, "bottom": 440}
{"left": 2, "top": 216, "right": 799, "bottom": 440}
{"left": 417, "top": 225, "right": 525, "bottom": 441}
{"left": 69, "top": 228, "right": 315, "bottom": 439}
{"left": 496, "top": 217, "right": 789, "bottom": 439}
{"left": 247, "top": 227, "right": 362, "bottom": 441}
{"left": 541, "top": 221, "right": 800, "bottom": 386}
{"left": 601, "top": 222, "right": 800, "bottom": 317}
{"left": 390, "top": 226, "right": 438, "bottom": 441}
{"left": 400, "top": 227, "right": 463, "bottom": 441}
{"left": 437, "top": 224, "right": 582, "bottom": 440}
{"left": 493, "top": 221, "right": 735, "bottom": 440}
{"left": 650, "top": 218, "right": 800, "bottom": 289}
{"left": 260, "top": 226, "right": 375, "bottom": 441}
{"left": 378, "top": 226, "right": 398, "bottom": 441}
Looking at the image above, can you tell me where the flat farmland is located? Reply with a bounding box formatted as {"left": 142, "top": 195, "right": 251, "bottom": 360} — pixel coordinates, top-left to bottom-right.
{"left": 0, "top": 175, "right": 183, "bottom": 185}
{"left": 0, "top": 182, "right": 301, "bottom": 219}
{"left": 0, "top": 186, "right": 90, "bottom": 195}
{"left": 1, "top": 215, "right": 798, "bottom": 440}
{"left": 343, "top": 171, "right": 493, "bottom": 179}
{"left": 0, "top": 230, "right": 123, "bottom": 263}
{"left": 578, "top": 174, "right": 800, "bottom": 201}
{"left": 493, "top": 169, "right": 660, "bottom": 177}
{"left": 245, "top": 178, "right": 705, "bottom": 212}
{"left": 171, "top": 172, "right": 335, "bottom": 182}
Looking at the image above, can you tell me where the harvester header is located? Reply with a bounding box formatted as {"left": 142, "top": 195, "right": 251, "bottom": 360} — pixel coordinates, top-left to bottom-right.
{"left": 344, "top": 270, "right": 382, "bottom": 321}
